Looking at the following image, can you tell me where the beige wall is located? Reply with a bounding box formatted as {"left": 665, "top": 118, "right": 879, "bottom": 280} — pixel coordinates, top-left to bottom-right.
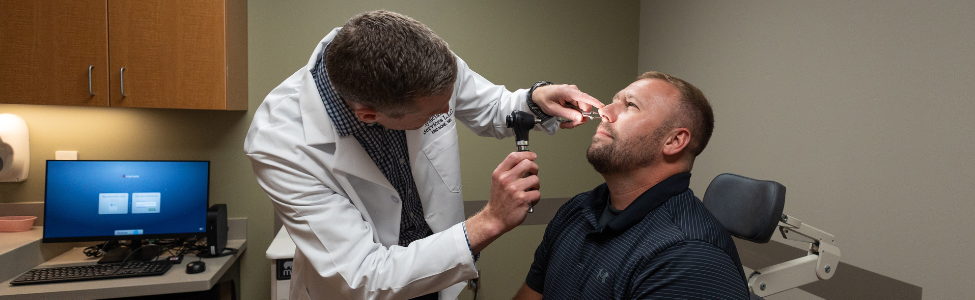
{"left": 641, "top": 1, "right": 975, "bottom": 299}
{"left": 0, "top": 1, "right": 639, "bottom": 299}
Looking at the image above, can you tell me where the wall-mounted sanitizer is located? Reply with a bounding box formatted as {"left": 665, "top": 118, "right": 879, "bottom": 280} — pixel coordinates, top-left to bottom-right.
{"left": 0, "top": 114, "right": 29, "bottom": 182}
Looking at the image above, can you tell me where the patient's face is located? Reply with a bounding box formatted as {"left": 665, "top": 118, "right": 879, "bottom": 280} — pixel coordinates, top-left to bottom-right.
{"left": 587, "top": 79, "right": 679, "bottom": 174}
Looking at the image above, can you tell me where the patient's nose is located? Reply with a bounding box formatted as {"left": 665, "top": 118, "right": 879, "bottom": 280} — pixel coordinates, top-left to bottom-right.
{"left": 599, "top": 103, "right": 620, "bottom": 122}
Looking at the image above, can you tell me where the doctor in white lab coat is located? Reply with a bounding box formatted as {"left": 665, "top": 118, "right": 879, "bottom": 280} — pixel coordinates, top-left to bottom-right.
{"left": 245, "top": 11, "right": 600, "bottom": 300}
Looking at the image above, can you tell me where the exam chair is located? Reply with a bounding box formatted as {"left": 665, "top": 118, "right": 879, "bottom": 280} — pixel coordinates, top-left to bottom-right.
{"left": 703, "top": 173, "right": 841, "bottom": 299}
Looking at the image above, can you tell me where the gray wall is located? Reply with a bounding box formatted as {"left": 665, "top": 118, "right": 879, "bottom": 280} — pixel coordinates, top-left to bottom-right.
{"left": 0, "top": 1, "right": 639, "bottom": 299}
{"left": 640, "top": 1, "right": 975, "bottom": 299}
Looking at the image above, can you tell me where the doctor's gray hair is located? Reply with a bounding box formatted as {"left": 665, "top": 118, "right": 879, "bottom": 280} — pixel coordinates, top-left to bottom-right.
{"left": 325, "top": 10, "right": 457, "bottom": 118}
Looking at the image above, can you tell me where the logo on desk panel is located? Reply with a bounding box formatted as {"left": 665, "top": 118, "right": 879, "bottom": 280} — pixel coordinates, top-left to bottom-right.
{"left": 276, "top": 259, "right": 293, "bottom": 280}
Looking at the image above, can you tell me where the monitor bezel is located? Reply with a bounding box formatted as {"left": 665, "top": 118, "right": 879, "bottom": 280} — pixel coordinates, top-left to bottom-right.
{"left": 42, "top": 160, "right": 210, "bottom": 243}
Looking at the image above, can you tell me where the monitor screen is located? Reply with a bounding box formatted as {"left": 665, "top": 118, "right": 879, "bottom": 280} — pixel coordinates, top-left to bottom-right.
{"left": 43, "top": 160, "right": 209, "bottom": 243}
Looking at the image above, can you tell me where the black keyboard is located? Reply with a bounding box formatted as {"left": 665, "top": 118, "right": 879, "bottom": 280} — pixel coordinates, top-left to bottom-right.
{"left": 10, "top": 260, "right": 172, "bottom": 286}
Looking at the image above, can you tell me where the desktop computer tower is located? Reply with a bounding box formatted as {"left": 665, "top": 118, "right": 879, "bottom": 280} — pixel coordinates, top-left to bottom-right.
{"left": 206, "top": 204, "right": 228, "bottom": 256}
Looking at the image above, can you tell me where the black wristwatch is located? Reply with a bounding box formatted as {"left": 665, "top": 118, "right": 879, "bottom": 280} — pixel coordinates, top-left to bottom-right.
{"left": 526, "top": 81, "right": 554, "bottom": 122}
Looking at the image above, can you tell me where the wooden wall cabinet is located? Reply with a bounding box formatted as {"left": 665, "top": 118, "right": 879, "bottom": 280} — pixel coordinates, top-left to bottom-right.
{"left": 0, "top": 0, "right": 247, "bottom": 110}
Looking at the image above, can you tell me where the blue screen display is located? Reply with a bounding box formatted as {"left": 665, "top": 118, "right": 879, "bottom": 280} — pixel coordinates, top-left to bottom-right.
{"left": 44, "top": 161, "right": 209, "bottom": 241}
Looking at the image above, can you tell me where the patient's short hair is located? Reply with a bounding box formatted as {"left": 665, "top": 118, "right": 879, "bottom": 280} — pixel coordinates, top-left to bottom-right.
{"left": 325, "top": 10, "right": 457, "bottom": 118}
{"left": 637, "top": 71, "right": 714, "bottom": 156}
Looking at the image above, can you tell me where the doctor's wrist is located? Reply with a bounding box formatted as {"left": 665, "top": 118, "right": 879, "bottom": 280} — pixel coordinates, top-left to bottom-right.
{"left": 527, "top": 81, "right": 554, "bottom": 122}
{"left": 464, "top": 210, "right": 506, "bottom": 254}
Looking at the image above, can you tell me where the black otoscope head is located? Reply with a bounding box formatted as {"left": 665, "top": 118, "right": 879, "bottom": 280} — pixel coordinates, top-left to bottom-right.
{"left": 506, "top": 111, "right": 540, "bottom": 152}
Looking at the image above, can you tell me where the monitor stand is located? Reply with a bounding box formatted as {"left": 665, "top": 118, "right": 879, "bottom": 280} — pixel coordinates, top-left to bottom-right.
{"left": 98, "top": 239, "right": 161, "bottom": 264}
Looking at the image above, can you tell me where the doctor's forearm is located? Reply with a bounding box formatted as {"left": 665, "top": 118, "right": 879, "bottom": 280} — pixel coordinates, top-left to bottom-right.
{"left": 464, "top": 208, "right": 506, "bottom": 255}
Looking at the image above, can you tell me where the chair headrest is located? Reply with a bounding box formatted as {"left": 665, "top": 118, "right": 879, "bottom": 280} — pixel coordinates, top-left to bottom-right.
{"left": 703, "top": 173, "right": 786, "bottom": 244}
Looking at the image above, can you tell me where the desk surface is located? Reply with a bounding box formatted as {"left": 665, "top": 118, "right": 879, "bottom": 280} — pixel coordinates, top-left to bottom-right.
{"left": 0, "top": 228, "right": 77, "bottom": 287}
{"left": 0, "top": 228, "right": 42, "bottom": 255}
{"left": 0, "top": 239, "right": 247, "bottom": 300}
{"left": 0, "top": 218, "right": 247, "bottom": 300}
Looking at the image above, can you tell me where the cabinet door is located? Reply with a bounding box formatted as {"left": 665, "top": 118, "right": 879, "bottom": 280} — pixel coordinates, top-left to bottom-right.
{"left": 0, "top": 0, "right": 110, "bottom": 106}
{"left": 108, "top": 0, "right": 228, "bottom": 109}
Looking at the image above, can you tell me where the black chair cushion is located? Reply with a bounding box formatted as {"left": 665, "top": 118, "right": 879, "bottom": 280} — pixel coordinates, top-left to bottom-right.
{"left": 703, "top": 173, "right": 786, "bottom": 244}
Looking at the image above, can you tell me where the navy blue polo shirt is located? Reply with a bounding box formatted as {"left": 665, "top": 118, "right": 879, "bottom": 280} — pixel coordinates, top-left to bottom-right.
{"left": 526, "top": 173, "right": 750, "bottom": 299}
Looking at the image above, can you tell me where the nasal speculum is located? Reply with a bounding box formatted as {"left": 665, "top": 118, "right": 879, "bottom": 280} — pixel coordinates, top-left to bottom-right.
{"left": 556, "top": 109, "right": 601, "bottom": 123}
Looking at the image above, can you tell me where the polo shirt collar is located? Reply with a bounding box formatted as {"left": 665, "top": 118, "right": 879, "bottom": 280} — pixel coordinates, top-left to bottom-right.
{"left": 585, "top": 172, "right": 692, "bottom": 233}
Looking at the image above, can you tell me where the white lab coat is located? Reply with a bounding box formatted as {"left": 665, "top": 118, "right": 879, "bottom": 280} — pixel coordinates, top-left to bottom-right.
{"left": 244, "top": 28, "right": 557, "bottom": 300}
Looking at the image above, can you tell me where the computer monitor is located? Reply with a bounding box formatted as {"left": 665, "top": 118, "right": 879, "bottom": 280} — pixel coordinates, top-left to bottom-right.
{"left": 43, "top": 160, "right": 209, "bottom": 263}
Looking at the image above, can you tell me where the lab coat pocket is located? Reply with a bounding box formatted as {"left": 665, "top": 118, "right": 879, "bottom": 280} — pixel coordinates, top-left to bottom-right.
{"left": 421, "top": 124, "right": 462, "bottom": 193}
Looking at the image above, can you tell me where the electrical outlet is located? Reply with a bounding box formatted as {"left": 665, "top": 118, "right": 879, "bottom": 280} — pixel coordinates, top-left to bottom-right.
{"left": 55, "top": 151, "right": 78, "bottom": 160}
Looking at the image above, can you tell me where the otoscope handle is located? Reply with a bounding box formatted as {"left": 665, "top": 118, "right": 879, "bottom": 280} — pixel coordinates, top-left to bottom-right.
{"left": 505, "top": 110, "right": 540, "bottom": 212}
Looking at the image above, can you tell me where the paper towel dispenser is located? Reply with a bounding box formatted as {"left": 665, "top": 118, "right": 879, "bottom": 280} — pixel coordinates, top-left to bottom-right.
{"left": 0, "top": 114, "right": 29, "bottom": 182}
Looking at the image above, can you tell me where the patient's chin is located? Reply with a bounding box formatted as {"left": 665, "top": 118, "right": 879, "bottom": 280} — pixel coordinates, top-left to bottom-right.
{"left": 587, "top": 138, "right": 656, "bottom": 175}
{"left": 587, "top": 144, "right": 615, "bottom": 174}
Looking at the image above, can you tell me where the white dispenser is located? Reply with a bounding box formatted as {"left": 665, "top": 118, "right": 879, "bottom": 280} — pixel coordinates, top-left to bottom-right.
{"left": 0, "top": 114, "right": 30, "bottom": 182}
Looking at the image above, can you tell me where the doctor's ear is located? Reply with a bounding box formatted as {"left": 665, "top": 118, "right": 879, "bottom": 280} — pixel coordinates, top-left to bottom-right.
{"left": 353, "top": 107, "right": 379, "bottom": 124}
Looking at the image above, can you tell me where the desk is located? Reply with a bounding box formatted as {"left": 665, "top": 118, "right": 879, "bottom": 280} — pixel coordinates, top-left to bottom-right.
{"left": 0, "top": 218, "right": 247, "bottom": 300}
{"left": 266, "top": 227, "right": 296, "bottom": 300}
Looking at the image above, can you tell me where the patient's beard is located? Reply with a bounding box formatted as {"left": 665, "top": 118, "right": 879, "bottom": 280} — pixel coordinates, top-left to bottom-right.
{"left": 586, "top": 125, "right": 665, "bottom": 175}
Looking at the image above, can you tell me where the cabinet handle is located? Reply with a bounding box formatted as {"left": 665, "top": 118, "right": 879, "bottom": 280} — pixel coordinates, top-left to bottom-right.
{"left": 88, "top": 66, "right": 94, "bottom": 96}
{"left": 120, "top": 67, "right": 126, "bottom": 98}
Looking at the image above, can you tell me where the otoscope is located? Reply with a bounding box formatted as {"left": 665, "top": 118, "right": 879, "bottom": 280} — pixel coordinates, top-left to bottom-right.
{"left": 506, "top": 111, "right": 540, "bottom": 152}
{"left": 505, "top": 111, "right": 541, "bottom": 212}
{"left": 506, "top": 107, "right": 600, "bottom": 149}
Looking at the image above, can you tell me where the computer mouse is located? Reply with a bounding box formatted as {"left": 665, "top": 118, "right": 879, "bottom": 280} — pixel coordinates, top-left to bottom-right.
{"left": 186, "top": 261, "right": 206, "bottom": 274}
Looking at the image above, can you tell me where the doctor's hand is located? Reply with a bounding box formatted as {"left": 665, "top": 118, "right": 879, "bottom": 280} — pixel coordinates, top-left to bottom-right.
{"left": 532, "top": 84, "right": 605, "bottom": 129}
{"left": 465, "top": 151, "right": 540, "bottom": 255}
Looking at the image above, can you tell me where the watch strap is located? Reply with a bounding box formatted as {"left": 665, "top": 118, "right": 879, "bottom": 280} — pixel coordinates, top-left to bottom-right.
{"left": 526, "top": 81, "right": 554, "bottom": 122}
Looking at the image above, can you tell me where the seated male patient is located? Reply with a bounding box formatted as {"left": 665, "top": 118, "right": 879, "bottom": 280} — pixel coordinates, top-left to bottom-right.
{"left": 514, "top": 71, "right": 749, "bottom": 299}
